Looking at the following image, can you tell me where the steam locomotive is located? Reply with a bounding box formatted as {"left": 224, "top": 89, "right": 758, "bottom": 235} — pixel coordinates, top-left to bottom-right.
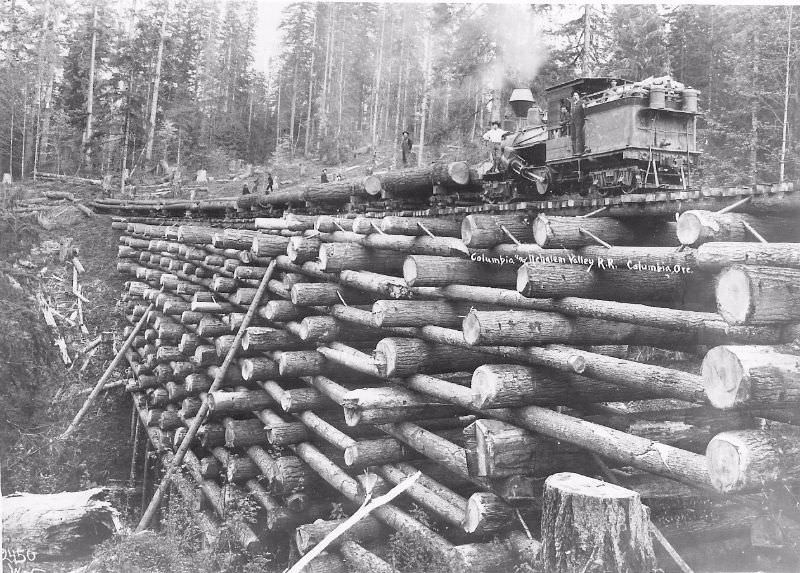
{"left": 482, "top": 77, "right": 701, "bottom": 202}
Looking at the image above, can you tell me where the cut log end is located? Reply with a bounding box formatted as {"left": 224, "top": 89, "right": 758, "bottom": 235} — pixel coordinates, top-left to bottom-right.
{"left": 532, "top": 215, "right": 549, "bottom": 247}
{"left": 363, "top": 175, "right": 383, "bottom": 196}
{"left": 716, "top": 266, "right": 752, "bottom": 325}
{"left": 462, "top": 311, "right": 482, "bottom": 346}
{"left": 447, "top": 162, "right": 471, "bottom": 186}
{"left": 702, "top": 345, "right": 747, "bottom": 409}
{"left": 402, "top": 257, "right": 419, "bottom": 287}
{"left": 706, "top": 433, "right": 747, "bottom": 493}
{"left": 676, "top": 211, "right": 703, "bottom": 246}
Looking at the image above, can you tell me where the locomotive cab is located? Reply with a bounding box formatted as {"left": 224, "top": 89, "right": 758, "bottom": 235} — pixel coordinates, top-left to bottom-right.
{"left": 544, "top": 76, "right": 702, "bottom": 195}
{"left": 479, "top": 76, "right": 701, "bottom": 203}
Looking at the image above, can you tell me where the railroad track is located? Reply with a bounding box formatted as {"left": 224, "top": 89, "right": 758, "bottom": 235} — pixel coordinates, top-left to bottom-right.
{"left": 93, "top": 180, "right": 800, "bottom": 220}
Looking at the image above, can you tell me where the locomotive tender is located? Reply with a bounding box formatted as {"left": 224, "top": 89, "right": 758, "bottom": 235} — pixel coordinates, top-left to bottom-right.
{"left": 483, "top": 77, "right": 701, "bottom": 201}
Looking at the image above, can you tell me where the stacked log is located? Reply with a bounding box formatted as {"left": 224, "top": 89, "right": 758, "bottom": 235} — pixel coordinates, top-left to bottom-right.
{"left": 113, "top": 209, "right": 800, "bottom": 573}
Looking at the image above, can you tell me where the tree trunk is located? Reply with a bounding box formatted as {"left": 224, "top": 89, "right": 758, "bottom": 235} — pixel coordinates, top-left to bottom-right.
{"left": 303, "top": 9, "right": 318, "bottom": 157}
{"left": 2, "top": 488, "right": 119, "bottom": 557}
{"left": 82, "top": 3, "right": 98, "bottom": 165}
{"left": 371, "top": 5, "right": 387, "bottom": 148}
{"left": 145, "top": 1, "right": 169, "bottom": 164}
{"left": 417, "top": 23, "right": 432, "bottom": 166}
{"left": 540, "top": 473, "right": 656, "bottom": 573}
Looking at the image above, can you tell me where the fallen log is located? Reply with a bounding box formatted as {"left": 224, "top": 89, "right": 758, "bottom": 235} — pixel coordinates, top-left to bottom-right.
{"left": 2, "top": 488, "right": 119, "bottom": 557}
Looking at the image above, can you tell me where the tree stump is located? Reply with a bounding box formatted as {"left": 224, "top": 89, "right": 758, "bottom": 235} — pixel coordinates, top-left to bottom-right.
{"left": 540, "top": 472, "right": 656, "bottom": 573}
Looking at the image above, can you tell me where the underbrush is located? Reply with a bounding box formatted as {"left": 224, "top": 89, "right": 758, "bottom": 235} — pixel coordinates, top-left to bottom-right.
{"left": 0, "top": 207, "right": 131, "bottom": 495}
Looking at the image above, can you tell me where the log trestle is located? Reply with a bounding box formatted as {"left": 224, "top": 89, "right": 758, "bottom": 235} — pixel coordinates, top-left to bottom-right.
{"left": 112, "top": 202, "right": 800, "bottom": 572}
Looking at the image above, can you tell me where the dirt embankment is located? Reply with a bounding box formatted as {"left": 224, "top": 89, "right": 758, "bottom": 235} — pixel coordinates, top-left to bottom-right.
{"left": 0, "top": 185, "right": 131, "bottom": 496}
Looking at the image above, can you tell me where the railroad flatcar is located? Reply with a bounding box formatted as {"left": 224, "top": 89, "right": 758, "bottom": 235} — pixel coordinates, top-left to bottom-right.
{"left": 482, "top": 77, "right": 701, "bottom": 202}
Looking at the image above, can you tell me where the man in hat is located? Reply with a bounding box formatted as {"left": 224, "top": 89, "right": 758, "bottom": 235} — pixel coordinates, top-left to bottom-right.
{"left": 482, "top": 120, "right": 507, "bottom": 172}
{"left": 400, "top": 131, "right": 413, "bottom": 166}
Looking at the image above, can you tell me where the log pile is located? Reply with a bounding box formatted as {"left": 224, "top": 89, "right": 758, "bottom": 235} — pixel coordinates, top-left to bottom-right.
{"left": 110, "top": 203, "right": 800, "bottom": 572}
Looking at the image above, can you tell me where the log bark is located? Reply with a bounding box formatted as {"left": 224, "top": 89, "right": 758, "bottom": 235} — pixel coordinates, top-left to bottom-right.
{"left": 208, "top": 390, "right": 274, "bottom": 413}
{"left": 290, "top": 283, "right": 375, "bottom": 306}
{"left": 239, "top": 357, "right": 278, "bottom": 381}
{"left": 463, "top": 309, "right": 689, "bottom": 348}
{"left": 251, "top": 234, "right": 290, "bottom": 257}
{"left": 469, "top": 419, "right": 589, "bottom": 478}
{"left": 461, "top": 213, "right": 533, "bottom": 249}
{"left": 702, "top": 345, "right": 800, "bottom": 409}
{"left": 706, "top": 427, "right": 800, "bottom": 493}
{"left": 242, "top": 326, "right": 304, "bottom": 352}
{"left": 287, "top": 235, "right": 322, "bottom": 264}
{"left": 318, "top": 243, "right": 403, "bottom": 274}
{"left": 373, "top": 300, "right": 478, "bottom": 328}
{"left": 379, "top": 216, "right": 462, "bottom": 237}
{"left": 315, "top": 216, "right": 355, "bottom": 233}
{"left": 517, "top": 260, "right": 702, "bottom": 303}
{"left": 339, "top": 540, "right": 395, "bottom": 573}
{"left": 363, "top": 161, "right": 470, "bottom": 197}
{"left": 697, "top": 241, "right": 800, "bottom": 271}
{"left": 676, "top": 210, "right": 794, "bottom": 246}
{"left": 375, "top": 337, "right": 497, "bottom": 377}
{"left": 404, "top": 255, "right": 518, "bottom": 288}
{"left": 224, "top": 418, "right": 268, "bottom": 448}
{"left": 1, "top": 488, "right": 119, "bottom": 557}
{"left": 540, "top": 472, "right": 656, "bottom": 573}
{"left": 471, "top": 364, "right": 652, "bottom": 409}
{"left": 294, "top": 516, "right": 385, "bottom": 554}
{"left": 716, "top": 265, "right": 800, "bottom": 324}
{"left": 534, "top": 214, "right": 634, "bottom": 248}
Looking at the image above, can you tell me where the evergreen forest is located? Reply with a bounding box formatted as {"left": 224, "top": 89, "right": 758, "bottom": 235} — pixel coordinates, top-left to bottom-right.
{"left": 1, "top": 2, "right": 798, "bottom": 186}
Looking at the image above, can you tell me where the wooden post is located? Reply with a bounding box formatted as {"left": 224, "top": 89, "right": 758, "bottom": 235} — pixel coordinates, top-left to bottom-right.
{"left": 61, "top": 302, "right": 155, "bottom": 439}
{"left": 540, "top": 472, "right": 656, "bottom": 573}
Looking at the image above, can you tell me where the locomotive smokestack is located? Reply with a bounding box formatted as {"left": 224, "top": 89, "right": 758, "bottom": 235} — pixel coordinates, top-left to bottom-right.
{"left": 509, "top": 88, "right": 535, "bottom": 118}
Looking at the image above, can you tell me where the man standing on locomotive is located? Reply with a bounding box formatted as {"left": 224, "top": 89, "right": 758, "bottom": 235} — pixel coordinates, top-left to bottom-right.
{"left": 571, "top": 91, "right": 587, "bottom": 155}
{"left": 482, "top": 120, "right": 507, "bottom": 172}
